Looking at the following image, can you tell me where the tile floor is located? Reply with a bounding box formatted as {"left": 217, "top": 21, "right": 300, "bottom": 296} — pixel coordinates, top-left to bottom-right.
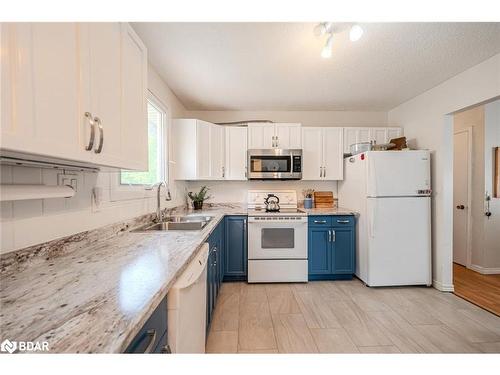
{"left": 205, "top": 279, "right": 500, "bottom": 353}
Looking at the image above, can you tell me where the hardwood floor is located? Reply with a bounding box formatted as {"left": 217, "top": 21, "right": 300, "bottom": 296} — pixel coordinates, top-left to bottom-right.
{"left": 206, "top": 279, "right": 500, "bottom": 353}
{"left": 453, "top": 263, "right": 500, "bottom": 317}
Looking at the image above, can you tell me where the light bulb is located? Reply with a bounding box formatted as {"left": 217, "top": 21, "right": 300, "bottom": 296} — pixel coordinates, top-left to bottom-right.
{"left": 349, "top": 24, "right": 363, "bottom": 42}
{"left": 321, "top": 34, "right": 333, "bottom": 58}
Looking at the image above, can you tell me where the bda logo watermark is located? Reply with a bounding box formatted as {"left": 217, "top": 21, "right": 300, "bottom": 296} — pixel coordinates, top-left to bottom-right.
{"left": 1, "top": 339, "right": 49, "bottom": 353}
{"left": 1, "top": 339, "right": 17, "bottom": 353}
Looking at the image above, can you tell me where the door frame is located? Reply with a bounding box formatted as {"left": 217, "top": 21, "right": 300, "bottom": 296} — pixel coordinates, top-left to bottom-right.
{"left": 453, "top": 127, "right": 473, "bottom": 269}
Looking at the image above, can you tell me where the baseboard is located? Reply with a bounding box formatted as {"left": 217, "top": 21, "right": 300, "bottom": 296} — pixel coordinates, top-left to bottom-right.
{"left": 469, "top": 264, "right": 500, "bottom": 275}
{"left": 433, "top": 279, "right": 455, "bottom": 292}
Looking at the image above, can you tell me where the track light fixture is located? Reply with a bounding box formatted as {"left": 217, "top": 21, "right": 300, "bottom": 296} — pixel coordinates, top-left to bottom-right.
{"left": 314, "top": 23, "right": 363, "bottom": 58}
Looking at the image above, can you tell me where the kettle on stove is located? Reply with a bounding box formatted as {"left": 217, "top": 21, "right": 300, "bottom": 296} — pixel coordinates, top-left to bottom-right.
{"left": 264, "top": 194, "right": 280, "bottom": 212}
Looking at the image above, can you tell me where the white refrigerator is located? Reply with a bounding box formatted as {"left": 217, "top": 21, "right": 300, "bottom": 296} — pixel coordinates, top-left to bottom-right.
{"left": 338, "top": 151, "right": 432, "bottom": 287}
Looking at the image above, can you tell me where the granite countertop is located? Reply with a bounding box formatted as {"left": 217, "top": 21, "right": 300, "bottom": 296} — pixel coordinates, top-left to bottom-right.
{"left": 0, "top": 204, "right": 246, "bottom": 353}
{"left": 300, "top": 206, "right": 358, "bottom": 216}
{"left": 0, "top": 202, "right": 356, "bottom": 353}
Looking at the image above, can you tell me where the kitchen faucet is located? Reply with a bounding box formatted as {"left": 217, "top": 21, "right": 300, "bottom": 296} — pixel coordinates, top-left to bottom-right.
{"left": 147, "top": 181, "right": 172, "bottom": 222}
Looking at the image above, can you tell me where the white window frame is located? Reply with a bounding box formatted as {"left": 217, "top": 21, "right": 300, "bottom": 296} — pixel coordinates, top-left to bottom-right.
{"left": 110, "top": 91, "right": 170, "bottom": 201}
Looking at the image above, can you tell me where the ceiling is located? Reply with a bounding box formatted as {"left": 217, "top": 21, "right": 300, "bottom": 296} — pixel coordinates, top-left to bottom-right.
{"left": 132, "top": 22, "right": 500, "bottom": 111}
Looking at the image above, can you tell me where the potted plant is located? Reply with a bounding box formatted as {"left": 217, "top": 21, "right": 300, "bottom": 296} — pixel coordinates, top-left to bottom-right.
{"left": 188, "top": 186, "right": 211, "bottom": 210}
{"left": 302, "top": 189, "right": 314, "bottom": 209}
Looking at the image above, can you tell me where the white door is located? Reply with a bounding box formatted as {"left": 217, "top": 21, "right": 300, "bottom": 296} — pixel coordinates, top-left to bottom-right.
{"left": 225, "top": 127, "right": 248, "bottom": 180}
{"left": 210, "top": 124, "right": 225, "bottom": 179}
{"left": 85, "top": 23, "right": 123, "bottom": 165}
{"left": 275, "top": 123, "right": 301, "bottom": 149}
{"left": 196, "top": 120, "right": 211, "bottom": 179}
{"left": 248, "top": 123, "right": 275, "bottom": 149}
{"left": 357, "top": 128, "right": 372, "bottom": 144}
{"left": 371, "top": 128, "right": 388, "bottom": 145}
{"left": 366, "top": 197, "right": 431, "bottom": 286}
{"left": 1, "top": 23, "right": 90, "bottom": 162}
{"left": 343, "top": 128, "right": 358, "bottom": 154}
{"left": 322, "top": 128, "right": 344, "bottom": 180}
{"left": 386, "top": 127, "right": 403, "bottom": 142}
{"left": 119, "top": 23, "right": 148, "bottom": 171}
{"left": 366, "top": 151, "right": 431, "bottom": 197}
{"left": 301, "top": 128, "right": 323, "bottom": 180}
{"left": 453, "top": 130, "right": 470, "bottom": 266}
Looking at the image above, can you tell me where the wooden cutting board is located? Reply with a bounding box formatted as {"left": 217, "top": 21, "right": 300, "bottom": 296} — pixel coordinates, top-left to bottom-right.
{"left": 314, "top": 191, "right": 334, "bottom": 208}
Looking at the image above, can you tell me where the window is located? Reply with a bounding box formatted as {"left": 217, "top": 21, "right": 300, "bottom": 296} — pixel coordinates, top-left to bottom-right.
{"left": 120, "top": 98, "right": 167, "bottom": 186}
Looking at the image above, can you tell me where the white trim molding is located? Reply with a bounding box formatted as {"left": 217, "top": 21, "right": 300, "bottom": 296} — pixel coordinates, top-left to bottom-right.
{"left": 469, "top": 264, "right": 500, "bottom": 275}
{"left": 433, "top": 279, "right": 455, "bottom": 292}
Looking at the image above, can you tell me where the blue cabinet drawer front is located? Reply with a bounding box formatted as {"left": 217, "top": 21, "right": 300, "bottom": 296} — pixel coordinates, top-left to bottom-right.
{"left": 308, "top": 216, "right": 332, "bottom": 226}
{"left": 332, "top": 216, "right": 354, "bottom": 226}
{"left": 125, "top": 298, "right": 167, "bottom": 353}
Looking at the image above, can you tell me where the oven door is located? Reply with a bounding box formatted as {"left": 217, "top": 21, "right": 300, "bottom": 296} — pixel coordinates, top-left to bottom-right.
{"left": 247, "top": 217, "right": 308, "bottom": 259}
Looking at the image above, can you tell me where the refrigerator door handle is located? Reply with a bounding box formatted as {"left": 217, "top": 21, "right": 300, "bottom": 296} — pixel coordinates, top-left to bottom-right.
{"left": 369, "top": 203, "right": 376, "bottom": 238}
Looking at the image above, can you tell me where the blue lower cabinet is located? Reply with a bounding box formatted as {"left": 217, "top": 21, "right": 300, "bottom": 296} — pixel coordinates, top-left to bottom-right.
{"left": 125, "top": 298, "right": 168, "bottom": 353}
{"left": 308, "top": 216, "right": 355, "bottom": 281}
{"left": 206, "top": 221, "right": 223, "bottom": 332}
{"left": 223, "top": 216, "right": 247, "bottom": 281}
{"left": 308, "top": 227, "right": 333, "bottom": 277}
{"left": 332, "top": 227, "right": 355, "bottom": 274}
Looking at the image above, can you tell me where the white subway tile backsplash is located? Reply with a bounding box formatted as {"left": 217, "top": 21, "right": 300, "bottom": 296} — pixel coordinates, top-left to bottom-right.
{"left": 13, "top": 199, "right": 44, "bottom": 219}
{"left": 0, "top": 164, "right": 188, "bottom": 254}
{"left": 1, "top": 202, "right": 13, "bottom": 220}
{"left": 1, "top": 165, "right": 13, "bottom": 183}
{"left": 12, "top": 166, "right": 42, "bottom": 184}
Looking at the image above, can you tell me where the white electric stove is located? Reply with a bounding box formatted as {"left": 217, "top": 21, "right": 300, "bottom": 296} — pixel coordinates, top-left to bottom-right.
{"left": 247, "top": 190, "right": 308, "bottom": 283}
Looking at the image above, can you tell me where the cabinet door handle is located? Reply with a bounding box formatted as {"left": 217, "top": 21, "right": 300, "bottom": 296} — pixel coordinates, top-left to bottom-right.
{"left": 314, "top": 220, "right": 327, "bottom": 224}
{"left": 328, "top": 230, "right": 332, "bottom": 242}
{"left": 332, "top": 229, "right": 336, "bottom": 242}
{"left": 337, "top": 220, "right": 350, "bottom": 224}
{"left": 84, "top": 112, "right": 95, "bottom": 151}
{"left": 94, "top": 116, "right": 104, "bottom": 154}
{"left": 323, "top": 167, "right": 326, "bottom": 178}
{"left": 222, "top": 166, "right": 225, "bottom": 178}
{"left": 275, "top": 136, "right": 279, "bottom": 148}
{"left": 143, "top": 329, "right": 157, "bottom": 353}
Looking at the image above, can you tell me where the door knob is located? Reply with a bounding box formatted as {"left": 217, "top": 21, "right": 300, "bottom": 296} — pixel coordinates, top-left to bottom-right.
{"left": 456, "top": 205, "right": 465, "bottom": 209}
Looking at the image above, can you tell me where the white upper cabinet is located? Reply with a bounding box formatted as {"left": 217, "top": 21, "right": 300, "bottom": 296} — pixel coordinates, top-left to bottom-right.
{"left": 322, "top": 128, "right": 344, "bottom": 180}
{"left": 301, "top": 127, "right": 343, "bottom": 181}
{"left": 0, "top": 23, "right": 148, "bottom": 170}
{"left": 225, "top": 126, "right": 248, "bottom": 180}
{"left": 210, "top": 123, "right": 225, "bottom": 180}
{"left": 173, "top": 119, "right": 226, "bottom": 180}
{"left": 1, "top": 23, "right": 88, "bottom": 162}
{"left": 247, "top": 123, "right": 275, "bottom": 149}
{"left": 248, "top": 123, "right": 301, "bottom": 149}
{"left": 275, "top": 123, "right": 302, "bottom": 149}
{"left": 343, "top": 127, "right": 403, "bottom": 153}
{"left": 301, "top": 128, "right": 323, "bottom": 180}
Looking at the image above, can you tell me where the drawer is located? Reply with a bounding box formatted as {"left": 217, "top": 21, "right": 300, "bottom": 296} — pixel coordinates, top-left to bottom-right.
{"left": 308, "top": 216, "right": 332, "bottom": 227}
{"left": 125, "top": 298, "right": 167, "bottom": 353}
{"left": 332, "top": 216, "right": 355, "bottom": 226}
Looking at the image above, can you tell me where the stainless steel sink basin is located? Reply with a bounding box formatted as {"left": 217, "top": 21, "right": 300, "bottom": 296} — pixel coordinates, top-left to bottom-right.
{"left": 131, "top": 215, "right": 213, "bottom": 232}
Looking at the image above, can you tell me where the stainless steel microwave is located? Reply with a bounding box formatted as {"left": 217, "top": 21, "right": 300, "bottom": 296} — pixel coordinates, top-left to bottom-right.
{"left": 247, "top": 149, "right": 302, "bottom": 180}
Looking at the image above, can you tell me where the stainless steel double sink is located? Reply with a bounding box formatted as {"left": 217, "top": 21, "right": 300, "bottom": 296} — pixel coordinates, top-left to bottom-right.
{"left": 131, "top": 215, "right": 214, "bottom": 232}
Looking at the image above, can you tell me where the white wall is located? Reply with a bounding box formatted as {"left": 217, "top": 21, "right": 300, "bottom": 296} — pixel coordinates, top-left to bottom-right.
{"left": 186, "top": 180, "right": 339, "bottom": 206}
{"left": 388, "top": 53, "right": 500, "bottom": 290}
{"left": 0, "top": 65, "right": 187, "bottom": 254}
{"left": 184, "top": 110, "right": 388, "bottom": 127}
{"left": 483, "top": 100, "right": 500, "bottom": 270}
